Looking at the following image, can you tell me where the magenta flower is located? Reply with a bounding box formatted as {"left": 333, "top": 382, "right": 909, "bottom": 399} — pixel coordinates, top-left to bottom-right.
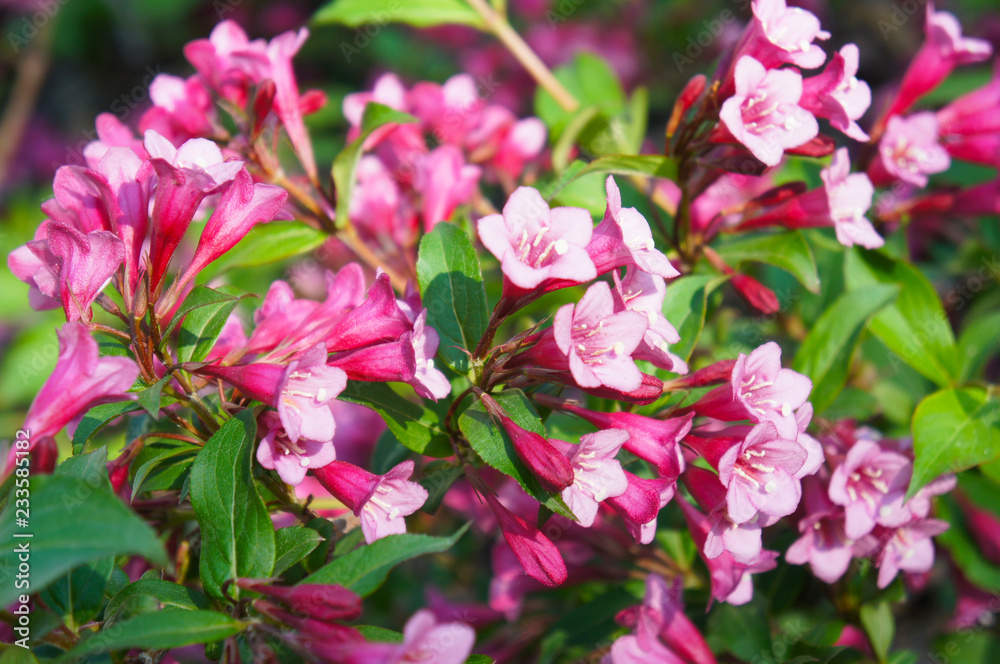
{"left": 256, "top": 411, "right": 336, "bottom": 487}
{"left": 552, "top": 281, "right": 648, "bottom": 392}
{"left": 324, "top": 272, "right": 413, "bottom": 353}
{"left": 34, "top": 223, "right": 125, "bottom": 323}
{"left": 712, "top": 421, "right": 807, "bottom": 524}
{"left": 8, "top": 224, "right": 61, "bottom": 312}
{"left": 872, "top": 113, "right": 951, "bottom": 188}
{"left": 615, "top": 575, "right": 717, "bottom": 664}
{"left": 144, "top": 130, "right": 242, "bottom": 289}
{"left": 549, "top": 428, "right": 630, "bottom": 527}
{"left": 178, "top": 167, "right": 290, "bottom": 289}
{"left": 314, "top": 460, "right": 428, "bottom": 543}
{"left": 828, "top": 438, "right": 912, "bottom": 540}
{"left": 871, "top": 519, "right": 950, "bottom": 589}
{"left": 477, "top": 186, "right": 596, "bottom": 291}
{"left": 612, "top": 267, "right": 687, "bottom": 373}
{"left": 888, "top": 3, "right": 993, "bottom": 117}
{"left": 719, "top": 56, "right": 819, "bottom": 166}
{"left": 328, "top": 336, "right": 417, "bottom": 384}
{"left": 739, "top": 148, "right": 881, "bottom": 249}
{"left": 800, "top": 44, "right": 872, "bottom": 142}
{"left": 606, "top": 611, "right": 687, "bottom": 664}
{"left": 937, "top": 68, "right": 1000, "bottom": 168}
{"left": 606, "top": 472, "right": 675, "bottom": 545}
{"left": 587, "top": 176, "right": 677, "bottom": 279}
{"left": 413, "top": 146, "right": 481, "bottom": 230}
{"left": 184, "top": 20, "right": 267, "bottom": 107}
{"left": 483, "top": 491, "right": 568, "bottom": 587}
{"left": 9, "top": 323, "right": 138, "bottom": 475}
{"left": 264, "top": 28, "right": 320, "bottom": 181}
{"left": 42, "top": 164, "right": 111, "bottom": 233}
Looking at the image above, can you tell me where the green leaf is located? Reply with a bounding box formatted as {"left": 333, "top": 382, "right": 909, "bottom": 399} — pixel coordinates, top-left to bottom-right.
{"left": 957, "top": 310, "right": 1000, "bottom": 382}
{"left": 908, "top": 386, "right": 1000, "bottom": 499}
{"left": 0, "top": 475, "right": 168, "bottom": 606}
{"left": 333, "top": 103, "right": 418, "bottom": 229}
{"left": 419, "top": 460, "right": 464, "bottom": 514}
{"left": 190, "top": 410, "right": 276, "bottom": 600}
{"left": 205, "top": 221, "right": 328, "bottom": 275}
{"left": 72, "top": 401, "right": 141, "bottom": 454}
{"left": 135, "top": 375, "right": 172, "bottom": 419}
{"left": 105, "top": 579, "right": 210, "bottom": 622}
{"left": 161, "top": 285, "right": 244, "bottom": 344}
{"left": 356, "top": 625, "right": 404, "bottom": 642}
{"left": 0, "top": 649, "right": 39, "bottom": 664}
{"left": 536, "top": 53, "right": 625, "bottom": 141}
{"left": 706, "top": 596, "right": 771, "bottom": 662}
{"left": 936, "top": 497, "right": 1000, "bottom": 592}
{"left": 860, "top": 600, "right": 895, "bottom": 663}
{"left": 131, "top": 440, "right": 199, "bottom": 496}
{"left": 339, "top": 382, "right": 452, "bottom": 457}
{"left": 662, "top": 275, "right": 718, "bottom": 363}
{"left": 273, "top": 526, "right": 325, "bottom": 576}
{"left": 57, "top": 609, "right": 243, "bottom": 659}
{"left": 416, "top": 223, "right": 489, "bottom": 376}
{"left": 714, "top": 231, "right": 820, "bottom": 293}
{"left": 304, "top": 524, "right": 469, "bottom": 597}
{"left": 845, "top": 248, "right": 957, "bottom": 387}
{"left": 552, "top": 106, "right": 600, "bottom": 173}
{"left": 458, "top": 389, "right": 576, "bottom": 520}
{"left": 177, "top": 285, "right": 245, "bottom": 363}
{"left": 39, "top": 558, "right": 114, "bottom": 631}
{"left": 56, "top": 447, "right": 112, "bottom": 490}
{"left": 793, "top": 284, "right": 899, "bottom": 413}
{"left": 313, "top": 0, "right": 486, "bottom": 29}
{"left": 573, "top": 154, "right": 678, "bottom": 182}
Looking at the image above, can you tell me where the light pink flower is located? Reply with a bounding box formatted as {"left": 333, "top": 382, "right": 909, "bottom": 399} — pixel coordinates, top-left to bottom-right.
{"left": 612, "top": 267, "right": 687, "bottom": 373}
{"left": 477, "top": 186, "right": 596, "bottom": 290}
{"left": 256, "top": 411, "right": 336, "bottom": 486}
{"left": 614, "top": 575, "right": 716, "bottom": 664}
{"left": 785, "top": 477, "right": 856, "bottom": 583}
{"left": 184, "top": 20, "right": 267, "bottom": 107}
{"left": 83, "top": 112, "right": 149, "bottom": 167}
{"left": 551, "top": 429, "right": 630, "bottom": 527}
{"left": 139, "top": 74, "right": 217, "bottom": 145}
{"left": 828, "top": 438, "right": 912, "bottom": 540}
{"left": 313, "top": 460, "right": 428, "bottom": 543}
{"left": 684, "top": 466, "right": 774, "bottom": 565}
{"left": 871, "top": 519, "right": 950, "bottom": 589}
{"left": 719, "top": 56, "right": 818, "bottom": 166}
{"left": 872, "top": 113, "right": 951, "bottom": 188}
{"left": 741, "top": 0, "right": 831, "bottom": 70}
{"left": 413, "top": 145, "right": 480, "bottom": 230}
{"left": 800, "top": 44, "right": 872, "bottom": 142}
{"left": 408, "top": 310, "right": 451, "bottom": 400}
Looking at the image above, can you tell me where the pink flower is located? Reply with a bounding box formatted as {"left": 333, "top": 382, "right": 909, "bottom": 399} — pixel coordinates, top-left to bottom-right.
{"left": 887, "top": 3, "right": 993, "bottom": 117}
{"left": 719, "top": 56, "right": 819, "bottom": 166}
{"left": 324, "top": 272, "right": 413, "bottom": 353}
{"left": 413, "top": 146, "right": 480, "bottom": 230}
{"left": 483, "top": 491, "right": 567, "bottom": 587}
{"left": 144, "top": 130, "right": 243, "bottom": 289}
{"left": 264, "top": 28, "right": 320, "bottom": 181}
{"left": 8, "top": 323, "right": 138, "bottom": 475}
{"left": 83, "top": 113, "right": 148, "bottom": 167}
{"left": 139, "top": 74, "right": 217, "bottom": 145}
{"left": 477, "top": 186, "right": 596, "bottom": 291}
{"left": 684, "top": 466, "right": 773, "bottom": 565}
{"left": 178, "top": 167, "right": 290, "bottom": 289}
{"left": 392, "top": 609, "right": 476, "bottom": 664}
{"left": 313, "top": 460, "right": 428, "bottom": 543}
{"left": 612, "top": 267, "right": 687, "bottom": 373}
{"left": 828, "top": 438, "right": 912, "bottom": 540}
{"left": 551, "top": 429, "right": 630, "bottom": 527}
{"left": 409, "top": 310, "right": 451, "bottom": 400}
{"left": 785, "top": 477, "right": 856, "bottom": 583}
{"left": 256, "top": 411, "right": 336, "bottom": 486}
{"left": 606, "top": 612, "right": 687, "bottom": 664}
{"left": 800, "top": 44, "right": 872, "bottom": 142}
{"left": 184, "top": 20, "right": 267, "bottom": 107}
{"left": 937, "top": 67, "right": 1000, "bottom": 168}
{"left": 607, "top": 472, "right": 675, "bottom": 545}
{"left": 614, "top": 575, "right": 717, "bottom": 664}
{"left": 871, "top": 113, "right": 951, "bottom": 188}
{"left": 739, "top": 148, "right": 881, "bottom": 249}
{"left": 551, "top": 281, "right": 648, "bottom": 392}
{"left": 587, "top": 176, "right": 678, "bottom": 279}
{"left": 871, "top": 519, "right": 949, "bottom": 589}
{"left": 738, "top": 0, "right": 831, "bottom": 71}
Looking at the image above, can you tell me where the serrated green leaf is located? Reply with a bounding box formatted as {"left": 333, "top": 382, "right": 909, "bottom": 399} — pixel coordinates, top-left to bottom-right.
{"left": 339, "top": 382, "right": 452, "bottom": 457}
{"left": 57, "top": 609, "right": 243, "bottom": 659}
{"left": 333, "top": 103, "right": 418, "bottom": 229}
{"left": 0, "top": 475, "right": 168, "bottom": 607}
{"left": 793, "top": 284, "right": 899, "bottom": 413}
{"left": 416, "top": 223, "right": 489, "bottom": 376}
{"left": 273, "top": 526, "right": 324, "bottom": 576}
{"left": 313, "top": 0, "right": 486, "bottom": 28}
{"left": 908, "top": 386, "right": 1000, "bottom": 499}
{"left": 458, "top": 389, "right": 576, "bottom": 520}
{"left": 845, "top": 248, "right": 957, "bottom": 388}
{"left": 302, "top": 524, "right": 469, "bottom": 597}
{"left": 715, "top": 231, "right": 820, "bottom": 293}
{"left": 190, "top": 411, "right": 276, "bottom": 599}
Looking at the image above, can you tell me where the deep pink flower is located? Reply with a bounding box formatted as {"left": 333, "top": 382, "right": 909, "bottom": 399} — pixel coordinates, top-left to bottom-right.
{"left": 587, "top": 176, "right": 677, "bottom": 279}
{"left": 549, "top": 429, "right": 630, "bottom": 527}
{"left": 871, "top": 113, "right": 951, "bottom": 188}
{"left": 615, "top": 575, "right": 717, "bottom": 664}
{"left": 256, "top": 411, "right": 336, "bottom": 486}
{"left": 937, "top": 67, "right": 1000, "bottom": 168}
{"left": 264, "top": 28, "right": 320, "bottom": 181}
{"left": 184, "top": 20, "right": 267, "bottom": 107}
{"left": 8, "top": 323, "right": 138, "bottom": 475}
{"left": 551, "top": 281, "right": 647, "bottom": 392}
{"left": 607, "top": 471, "right": 675, "bottom": 545}
{"left": 178, "top": 167, "right": 289, "bottom": 289}
{"left": 314, "top": 460, "right": 428, "bottom": 543}
{"left": 739, "top": 148, "right": 881, "bottom": 249}
{"left": 612, "top": 267, "right": 686, "bottom": 373}
{"left": 718, "top": 56, "right": 818, "bottom": 166}
{"left": 800, "top": 44, "right": 872, "bottom": 142}
{"left": 144, "top": 130, "right": 243, "bottom": 289}
{"left": 483, "top": 491, "right": 567, "bottom": 587}
{"left": 887, "top": 3, "right": 992, "bottom": 117}
{"left": 324, "top": 272, "right": 413, "bottom": 353}
{"left": 8, "top": 223, "right": 60, "bottom": 312}
{"left": 477, "top": 186, "right": 596, "bottom": 291}
{"left": 240, "top": 579, "right": 362, "bottom": 624}
{"left": 827, "top": 438, "right": 912, "bottom": 540}
{"left": 413, "top": 146, "right": 480, "bottom": 230}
